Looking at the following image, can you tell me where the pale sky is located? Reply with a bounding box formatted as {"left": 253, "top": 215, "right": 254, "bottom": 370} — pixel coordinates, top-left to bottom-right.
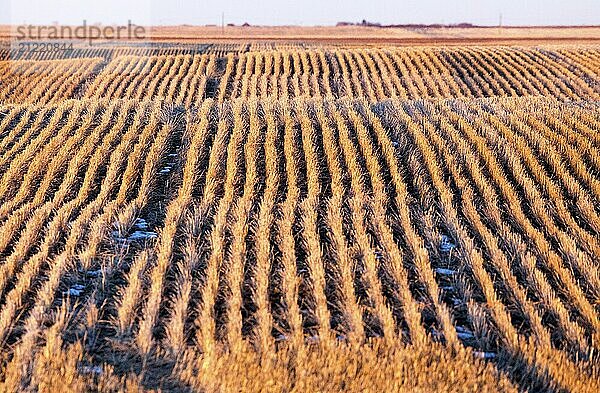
{"left": 3, "top": 0, "right": 599, "bottom": 26}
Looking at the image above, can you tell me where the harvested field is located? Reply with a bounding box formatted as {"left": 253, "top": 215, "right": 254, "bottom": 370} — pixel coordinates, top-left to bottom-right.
{"left": 0, "top": 39, "right": 599, "bottom": 392}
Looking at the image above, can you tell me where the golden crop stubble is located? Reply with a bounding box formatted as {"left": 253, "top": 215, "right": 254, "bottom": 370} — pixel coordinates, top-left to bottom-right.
{"left": 350, "top": 50, "right": 379, "bottom": 101}
{"left": 186, "top": 55, "right": 216, "bottom": 106}
{"left": 325, "top": 100, "right": 396, "bottom": 339}
{"left": 479, "top": 107, "right": 600, "bottom": 261}
{"left": 358, "top": 101, "right": 430, "bottom": 344}
{"left": 124, "top": 117, "right": 183, "bottom": 354}
{"left": 275, "top": 101, "right": 303, "bottom": 347}
{"left": 306, "top": 50, "right": 323, "bottom": 98}
{"left": 137, "top": 56, "right": 175, "bottom": 101}
{"left": 0, "top": 107, "right": 32, "bottom": 153}
{"left": 248, "top": 52, "right": 263, "bottom": 99}
{"left": 0, "top": 103, "right": 74, "bottom": 201}
{"left": 482, "top": 112, "right": 600, "bottom": 293}
{"left": 394, "top": 50, "right": 432, "bottom": 98}
{"left": 361, "top": 50, "right": 393, "bottom": 100}
{"left": 434, "top": 100, "right": 590, "bottom": 350}
{"left": 404, "top": 102, "right": 526, "bottom": 353}
{"left": 0, "top": 101, "right": 123, "bottom": 305}
{"left": 222, "top": 99, "right": 264, "bottom": 350}
{"left": 371, "top": 49, "right": 408, "bottom": 99}
{"left": 413, "top": 49, "right": 454, "bottom": 97}
{"left": 509, "top": 49, "right": 573, "bottom": 100}
{"left": 0, "top": 102, "right": 97, "bottom": 219}
{"left": 0, "top": 101, "right": 156, "bottom": 386}
{"left": 423, "top": 104, "right": 553, "bottom": 347}
{"left": 85, "top": 56, "right": 139, "bottom": 100}
{"left": 448, "top": 100, "right": 600, "bottom": 338}
{"left": 293, "top": 99, "right": 333, "bottom": 344}
{"left": 313, "top": 102, "right": 365, "bottom": 344}
{"left": 251, "top": 99, "right": 279, "bottom": 353}
{"left": 154, "top": 55, "right": 186, "bottom": 100}
{"left": 404, "top": 49, "right": 443, "bottom": 98}
{"left": 174, "top": 55, "right": 201, "bottom": 105}
{"left": 426, "top": 48, "right": 474, "bottom": 98}
{"left": 217, "top": 53, "right": 235, "bottom": 103}
{"left": 240, "top": 53, "right": 256, "bottom": 99}
{"left": 160, "top": 99, "right": 215, "bottom": 338}
{"left": 529, "top": 49, "right": 599, "bottom": 100}
{"left": 438, "top": 49, "right": 484, "bottom": 97}
{"left": 109, "top": 57, "right": 154, "bottom": 100}
{"left": 460, "top": 48, "right": 513, "bottom": 96}
{"left": 194, "top": 100, "right": 248, "bottom": 359}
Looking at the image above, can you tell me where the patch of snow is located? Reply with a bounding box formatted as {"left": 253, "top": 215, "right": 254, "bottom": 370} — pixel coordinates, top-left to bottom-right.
{"left": 128, "top": 231, "right": 158, "bottom": 241}
{"left": 64, "top": 284, "right": 85, "bottom": 297}
{"left": 79, "top": 365, "right": 103, "bottom": 375}
{"left": 440, "top": 235, "right": 456, "bottom": 253}
{"left": 441, "top": 286, "right": 455, "bottom": 292}
{"left": 66, "top": 289, "right": 82, "bottom": 296}
{"left": 435, "top": 268, "right": 457, "bottom": 276}
{"left": 113, "top": 229, "right": 158, "bottom": 244}
{"left": 159, "top": 165, "right": 172, "bottom": 174}
{"left": 134, "top": 218, "right": 148, "bottom": 230}
{"left": 86, "top": 270, "right": 102, "bottom": 278}
{"left": 474, "top": 351, "right": 496, "bottom": 359}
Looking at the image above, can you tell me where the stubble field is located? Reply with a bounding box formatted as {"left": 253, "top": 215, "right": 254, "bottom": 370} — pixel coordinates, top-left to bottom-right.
{"left": 0, "top": 33, "right": 599, "bottom": 391}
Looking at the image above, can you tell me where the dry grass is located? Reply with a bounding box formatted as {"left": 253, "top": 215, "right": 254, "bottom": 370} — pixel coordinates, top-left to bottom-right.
{"left": 0, "top": 42, "right": 598, "bottom": 392}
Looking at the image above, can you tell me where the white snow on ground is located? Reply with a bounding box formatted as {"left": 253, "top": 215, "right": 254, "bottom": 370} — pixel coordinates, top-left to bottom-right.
{"left": 128, "top": 231, "right": 158, "bottom": 241}
{"left": 86, "top": 269, "right": 102, "bottom": 278}
{"left": 159, "top": 165, "right": 172, "bottom": 174}
{"left": 159, "top": 154, "right": 178, "bottom": 175}
{"left": 79, "top": 365, "right": 103, "bottom": 375}
{"left": 474, "top": 352, "right": 497, "bottom": 359}
{"left": 64, "top": 284, "right": 85, "bottom": 297}
{"left": 112, "top": 228, "right": 158, "bottom": 244}
{"left": 440, "top": 234, "right": 456, "bottom": 252}
{"left": 435, "top": 268, "right": 457, "bottom": 276}
{"left": 134, "top": 218, "right": 148, "bottom": 230}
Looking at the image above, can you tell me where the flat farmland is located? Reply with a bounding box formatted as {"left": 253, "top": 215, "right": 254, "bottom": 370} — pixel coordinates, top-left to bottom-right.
{"left": 0, "top": 30, "right": 599, "bottom": 392}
